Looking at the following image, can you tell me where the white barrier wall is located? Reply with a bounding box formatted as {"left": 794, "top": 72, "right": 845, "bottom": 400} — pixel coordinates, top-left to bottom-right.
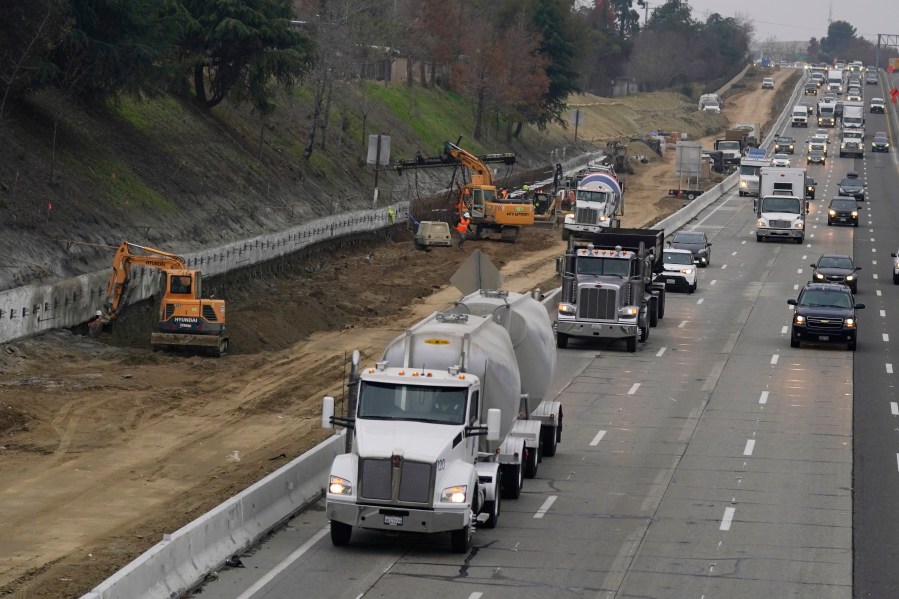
{"left": 0, "top": 203, "right": 409, "bottom": 345}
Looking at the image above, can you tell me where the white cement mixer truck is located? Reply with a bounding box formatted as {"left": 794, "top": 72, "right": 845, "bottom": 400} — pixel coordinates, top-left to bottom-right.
{"left": 322, "top": 286, "right": 560, "bottom": 552}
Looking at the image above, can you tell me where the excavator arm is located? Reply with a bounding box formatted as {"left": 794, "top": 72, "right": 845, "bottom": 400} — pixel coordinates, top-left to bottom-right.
{"left": 98, "top": 242, "right": 187, "bottom": 324}
{"left": 391, "top": 142, "right": 516, "bottom": 185}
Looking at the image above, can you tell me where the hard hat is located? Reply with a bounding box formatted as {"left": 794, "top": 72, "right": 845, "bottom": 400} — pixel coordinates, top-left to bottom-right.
{"left": 95, "top": 310, "right": 102, "bottom": 317}
{"left": 523, "top": 185, "right": 530, "bottom": 190}
{"left": 463, "top": 212, "right": 470, "bottom": 218}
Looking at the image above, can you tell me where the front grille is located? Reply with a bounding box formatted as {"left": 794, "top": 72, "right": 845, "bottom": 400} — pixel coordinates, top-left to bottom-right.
{"left": 769, "top": 220, "right": 792, "bottom": 229}
{"left": 807, "top": 317, "right": 844, "bottom": 330}
{"left": 575, "top": 207, "right": 599, "bottom": 225}
{"left": 359, "top": 457, "right": 434, "bottom": 504}
{"left": 577, "top": 287, "right": 617, "bottom": 320}
{"left": 824, "top": 275, "right": 846, "bottom": 282}
{"left": 202, "top": 305, "right": 218, "bottom": 322}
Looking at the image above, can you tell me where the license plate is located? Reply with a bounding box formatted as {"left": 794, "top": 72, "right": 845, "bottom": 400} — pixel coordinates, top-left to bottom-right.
{"left": 384, "top": 515, "right": 403, "bottom": 526}
{"left": 591, "top": 324, "right": 603, "bottom": 330}
{"left": 818, "top": 336, "right": 829, "bottom": 341}
{"left": 666, "top": 278, "right": 676, "bottom": 284}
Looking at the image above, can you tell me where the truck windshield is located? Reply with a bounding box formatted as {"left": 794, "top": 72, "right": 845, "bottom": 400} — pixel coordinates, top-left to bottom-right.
{"left": 577, "top": 190, "right": 611, "bottom": 203}
{"left": 740, "top": 165, "right": 761, "bottom": 176}
{"left": 761, "top": 197, "right": 801, "bottom": 214}
{"left": 576, "top": 257, "right": 631, "bottom": 277}
{"left": 358, "top": 381, "right": 467, "bottom": 425}
{"left": 717, "top": 141, "right": 740, "bottom": 151}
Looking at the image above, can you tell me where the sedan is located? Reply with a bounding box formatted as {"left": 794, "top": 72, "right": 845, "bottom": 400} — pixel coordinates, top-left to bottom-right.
{"left": 807, "top": 145, "right": 827, "bottom": 166}
{"left": 838, "top": 174, "right": 866, "bottom": 200}
{"left": 867, "top": 73, "right": 879, "bottom": 84}
{"left": 872, "top": 132, "right": 890, "bottom": 152}
{"left": 811, "top": 254, "right": 861, "bottom": 293}
{"left": 788, "top": 283, "right": 864, "bottom": 351}
{"left": 870, "top": 98, "right": 885, "bottom": 113}
{"left": 891, "top": 251, "right": 899, "bottom": 284}
{"left": 772, "top": 153, "right": 791, "bottom": 167}
{"left": 827, "top": 197, "right": 860, "bottom": 227}
{"left": 668, "top": 231, "right": 712, "bottom": 267}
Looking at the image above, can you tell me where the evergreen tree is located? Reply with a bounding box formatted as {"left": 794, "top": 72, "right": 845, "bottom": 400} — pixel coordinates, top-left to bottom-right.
{"left": 532, "top": 0, "right": 580, "bottom": 129}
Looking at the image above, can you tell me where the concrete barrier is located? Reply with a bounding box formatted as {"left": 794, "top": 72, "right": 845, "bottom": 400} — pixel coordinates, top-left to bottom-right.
{"left": 0, "top": 204, "right": 409, "bottom": 345}
{"left": 82, "top": 433, "right": 345, "bottom": 599}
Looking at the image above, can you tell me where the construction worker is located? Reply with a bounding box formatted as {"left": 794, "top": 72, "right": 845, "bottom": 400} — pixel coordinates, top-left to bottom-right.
{"left": 386, "top": 205, "right": 395, "bottom": 224}
{"left": 456, "top": 212, "right": 471, "bottom": 250}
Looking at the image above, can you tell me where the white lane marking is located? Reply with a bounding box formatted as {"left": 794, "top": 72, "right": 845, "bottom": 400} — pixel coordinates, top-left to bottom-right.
{"left": 873, "top": 248, "right": 877, "bottom": 253}
{"left": 874, "top": 274, "right": 879, "bottom": 280}
{"left": 235, "top": 527, "right": 330, "bottom": 599}
{"left": 628, "top": 383, "right": 641, "bottom": 395}
{"left": 720, "top": 507, "right": 736, "bottom": 531}
{"left": 797, "top": 268, "right": 803, "bottom": 274}
{"left": 793, "top": 284, "right": 799, "bottom": 290}
{"left": 877, "top": 290, "right": 882, "bottom": 297}
{"left": 870, "top": 229, "right": 874, "bottom": 233}
{"left": 873, "top": 260, "right": 877, "bottom": 265}
{"left": 721, "top": 264, "right": 728, "bottom": 270}
{"left": 896, "top": 454, "right": 899, "bottom": 473}
{"left": 771, "top": 354, "right": 779, "bottom": 365}
{"left": 781, "top": 326, "right": 788, "bottom": 334}
{"left": 802, "top": 255, "right": 807, "bottom": 260}
{"left": 742, "top": 240, "right": 747, "bottom": 244}
{"left": 743, "top": 439, "right": 756, "bottom": 456}
{"left": 806, "top": 243, "right": 812, "bottom": 248}
{"left": 679, "top": 320, "right": 687, "bottom": 328}
{"left": 884, "top": 334, "right": 890, "bottom": 342}
{"left": 888, "top": 364, "right": 894, "bottom": 375}
{"left": 759, "top": 391, "right": 769, "bottom": 405}
{"left": 731, "top": 251, "right": 738, "bottom": 256}
{"left": 534, "top": 495, "right": 558, "bottom": 519}
{"left": 656, "top": 347, "right": 667, "bottom": 357}
{"left": 590, "top": 430, "right": 607, "bottom": 446}
{"left": 891, "top": 402, "right": 898, "bottom": 416}
{"left": 872, "top": 238, "right": 876, "bottom": 242}
{"left": 468, "top": 594, "right": 484, "bottom": 599}
{"left": 697, "top": 298, "right": 704, "bottom": 304}
{"left": 881, "top": 310, "right": 887, "bottom": 318}
{"left": 710, "top": 279, "right": 717, "bottom": 286}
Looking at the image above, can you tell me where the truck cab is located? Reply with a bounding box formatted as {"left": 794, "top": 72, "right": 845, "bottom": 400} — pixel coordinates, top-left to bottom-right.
{"left": 839, "top": 128, "right": 865, "bottom": 158}
{"left": 562, "top": 169, "right": 622, "bottom": 237}
{"left": 738, "top": 148, "right": 771, "bottom": 197}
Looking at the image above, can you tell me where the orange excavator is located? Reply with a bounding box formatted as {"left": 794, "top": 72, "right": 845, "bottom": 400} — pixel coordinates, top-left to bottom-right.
{"left": 89, "top": 242, "right": 229, "bottom": 356}
{"left": 393, "top": 141, "right": 533, "bottom": 242}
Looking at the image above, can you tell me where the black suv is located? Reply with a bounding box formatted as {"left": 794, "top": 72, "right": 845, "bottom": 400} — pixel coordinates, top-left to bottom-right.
{"left": 788, "top": 283, "right": 865, "bottom": 351}
{"left": 804, "top": 82, "right": 818, "bottom": 95}
{"left": 838, "top": 173, "right": 866, "bottom": 200}
{"left": 827, "top": 197, "right": 860, "bottom": 227}
{"left": 872, "top": 131, "right": 890, "bottom": 152}
{"left": 774, "top": 136, "right": 796, "bottom": 154}
{"left": 810, "top": 254, "right": 861, "bottom": 293}
{"left": 668, "top": 231, "right": 712, "bottom": 267}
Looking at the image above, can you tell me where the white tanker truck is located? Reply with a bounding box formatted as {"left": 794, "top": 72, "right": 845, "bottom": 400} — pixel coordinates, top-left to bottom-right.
{"left": 322, "top": 287, "right": 560, "bottom": 552}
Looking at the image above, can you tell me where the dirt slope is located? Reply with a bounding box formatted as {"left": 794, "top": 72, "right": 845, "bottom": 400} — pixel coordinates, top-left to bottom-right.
{"left": 0, "top": 72, "right": 792, "bottom": 598}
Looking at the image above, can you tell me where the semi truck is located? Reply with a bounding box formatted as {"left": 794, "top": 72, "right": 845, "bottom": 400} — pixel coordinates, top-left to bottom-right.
{"left": 322, "top": 276, "right": 561, "bottom": 552}
{"left": 755, "top": 167, "right": 807, "bottom": 243}
{"left": 562, "top": 168, "right": 622, "bottom": 238}
{"left": 738, "top": 148, "right": 771, "bottom": 197}
{"left": 714, "top": 138, "right": 743, "bottom": 165}
{"left": 556, "top": 228, "right": 666, "bottom": 352}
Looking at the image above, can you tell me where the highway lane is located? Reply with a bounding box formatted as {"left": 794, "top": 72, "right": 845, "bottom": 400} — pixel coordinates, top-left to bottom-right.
{"left": 853, "top": 70, "right": 899, "bottom": 599}
{"left": 199, "top": 75, "right": 875, "bottom": 599}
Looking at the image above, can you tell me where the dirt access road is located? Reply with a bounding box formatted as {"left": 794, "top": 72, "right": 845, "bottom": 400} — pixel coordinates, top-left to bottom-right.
{"left": 0, "top": 70, "right": 794, "bottom": 598}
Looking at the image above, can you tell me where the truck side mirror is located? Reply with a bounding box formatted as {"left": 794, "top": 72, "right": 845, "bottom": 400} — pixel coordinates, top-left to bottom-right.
{"left": 322, "top": 396, "right": 335, "bottom": 429}
{"left": 486, "top": 408, "right": 501, "bottom": 441}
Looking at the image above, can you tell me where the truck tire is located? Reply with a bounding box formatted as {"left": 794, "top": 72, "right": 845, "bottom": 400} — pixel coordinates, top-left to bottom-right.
{"left": 790, "top": 335, "right": 800, "bottom": 348}
{"left": 756, "top": 235, "right": 763, "bottom": 242}
{"left": 687, "top": 192, "right": 697, "bottom": 200}
{"left": 657, "top": 289, "right": 666, "bottom": 319}
{"left": 500, "top": 462, "right": 523, "bottom": 499}
{"left": 330, "top": 520, "right": 352, "bottom": 546}
{"left": 450, "top": 524, "right": 473, "bottom": 553}
{"left": 524, "top": 445, "right": 539, "bottom": 478}
{"left": 626, "top": 334, "right": 637, "bottom": 353}
{"left": 556, "top": 332, "right": 569, "bottom": 349}
{"left": 649, "top": 296, "right": 659, "bottom": 327}
{"left": 482, "top": 485, "right": 501, "bottom": 529}
{"left": 640, "top": 325, "right": 649, "bottom": 343}
{"left": 540, "top": 423, "right": 559, "bottom": 457}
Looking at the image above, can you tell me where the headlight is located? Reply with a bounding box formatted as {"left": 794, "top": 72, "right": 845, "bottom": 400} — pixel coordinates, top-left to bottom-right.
{"left": 440, "top": 485, "right": 468, "bottom": 503}
{"left": 829, "top": 210, "right": 836, "bottom": 216}
{"left": 846, "top": 275, "right": 854, "bottom": 281}
{"left": 740, "top": 180, "right": 747, "bottom": 188}
{"left": 794, "top": 221, "right": 804, "bottom": 229}
{"left": 851, "top": 211, "right": 858, "bottom": 217}
{"left": 329, "top": 476, "right": 353, "bottom": 495}
{"left": 794, "top": 314, "right": 806, "bottom": 325}
{"left": 844, "top": 318, "right": 856, "bottom": 328}
{"left": 757, "top": 218, "right": 767, "bottom": 227}
{"left": 558, "top": 303, "right": 575, "bottom": 316}
{"left": 815, "top": 272, "right": 824, "bottom": 280}
{"left": 682, "top": 268, "right": 694, "bottom": 275}
{"left": 619, "top": 306, "right": 639, "bottom": 318}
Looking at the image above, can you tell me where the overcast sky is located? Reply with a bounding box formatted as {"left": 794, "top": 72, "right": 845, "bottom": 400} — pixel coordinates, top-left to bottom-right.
{"left": 659, "top": 0, "right": 894, "bottom": 42}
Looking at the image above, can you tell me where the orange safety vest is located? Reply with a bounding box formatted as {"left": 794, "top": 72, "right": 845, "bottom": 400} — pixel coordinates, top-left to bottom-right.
{"left": 456, "top": 218, "right": 470, "bottom": 233}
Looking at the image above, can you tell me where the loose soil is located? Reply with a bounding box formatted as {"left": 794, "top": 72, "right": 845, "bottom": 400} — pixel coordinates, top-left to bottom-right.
{"left": 0, "top": 73, "right": 792, "bottom": 598}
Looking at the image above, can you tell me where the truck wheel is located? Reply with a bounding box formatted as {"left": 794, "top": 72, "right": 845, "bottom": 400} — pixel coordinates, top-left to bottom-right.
{"left": 626, "top": 334, "right": 637, "bottom": 353}
{"left": 482, "top": 486, "right": 501, "bottom": 529}
{"left": 556, "top": 332, "right": 569, "bottom": 349}
{"left": 640, "top": 325, "right": 649, "bottom": 343}
{"left": 330, "top": 520, "right": 352, "bottom": 546}
{"left": 500, "top": 462, "right": 523, "bottom": 499}
{"left": 893, "top": 272, "right": 899, "bottom": 285}
{"left": 649, "top": 296, "right": 659, "bottom": 327}
{"left": 686, "top": 192, "right": 697, "bottom": 200}
{"left": 524, "top": 445, "right": 539, "bottom": 478}
{"left": 848, "top": 340, "right": 857, "bottom": 352}
{"left": 450, "top": 524, "right": 473, "bottom": 553}
{"left": 657, "top": 289, "right": 666, "bottom": 319}
{"left": 756, "top": 235, "right": 763, "bottom": 243}
{"left": 541, "top": 424, "right": 559, "bottom": 457}
{"left": 790, "top": 335, "right": 800, "bottom": 348}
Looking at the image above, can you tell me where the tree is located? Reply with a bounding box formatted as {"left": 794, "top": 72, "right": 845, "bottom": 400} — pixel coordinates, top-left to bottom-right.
{"left": 820, "top": 20, "right": 857, "bottom": 60}
{"left": 806, "top": 37, "right": 823, "bottom": 64}
{"left": 179, "top": 0, "right": 313, "bottom": 110}
{"left": 645, "top": 0, "right": 696, "bottom": 33}
{"left": 532, "top": 0, "right": 580, "bottom": 129}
